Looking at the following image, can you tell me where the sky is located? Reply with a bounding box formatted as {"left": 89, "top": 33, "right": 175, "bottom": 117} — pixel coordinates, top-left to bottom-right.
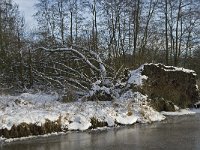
{"left": 13, "top": 0, "right": 37, "bottom": 27}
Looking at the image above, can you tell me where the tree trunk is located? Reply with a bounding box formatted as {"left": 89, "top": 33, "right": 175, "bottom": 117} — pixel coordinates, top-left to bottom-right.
{"left": 174, "top": 0, "right": 182, "bottom": 66}
{"left": 133, "top": 0, "right": 140, "bottom": 63}
{"left": 165, "top": 0, "right": 169, "bottom": 65}
{"left": 70, "top": 11, "right": 73, "bottom": 47}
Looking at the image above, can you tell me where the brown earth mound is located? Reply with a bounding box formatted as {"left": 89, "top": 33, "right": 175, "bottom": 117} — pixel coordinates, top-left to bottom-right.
{"left": 141, "top": 63, "right": 199, "bottom": 108}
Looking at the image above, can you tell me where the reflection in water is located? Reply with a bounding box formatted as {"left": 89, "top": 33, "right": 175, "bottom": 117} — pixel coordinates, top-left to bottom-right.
{"left": 1, "top": 114, "right": 200, "bottom": 150}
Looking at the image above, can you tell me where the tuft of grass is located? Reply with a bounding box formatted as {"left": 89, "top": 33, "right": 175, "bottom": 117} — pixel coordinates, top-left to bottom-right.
{"left": 127, "top": 111, "right": 133, "bottom": 116}
{"left": 127, "top": 102, "right": 133, "bottom": 116}
{"left": 89, "top": 117, "right": 108, "bottom": 129}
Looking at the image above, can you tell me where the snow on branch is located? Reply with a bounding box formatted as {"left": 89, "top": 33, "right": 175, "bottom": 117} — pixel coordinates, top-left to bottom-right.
{"left": 35, "top": 47, "right": 100, "bottom": 74}
{"left": 53, "top": 62, "right": 92, "bottom": 84}
{"left": 33, "top": 69, "right": 65, "bottom": 88}
{"left": 31, "top": 46, "right": 113, "bottom": 96}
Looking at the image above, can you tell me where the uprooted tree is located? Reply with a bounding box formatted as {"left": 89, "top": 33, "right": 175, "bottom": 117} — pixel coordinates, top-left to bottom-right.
{"left": 30, "top": 45, "right": 116, "bottom": 97}
{"left": 0, "top": 38, "right": 199, "bottom": 109}
{"left": 30, "top": 46, "right": 200, "bottom": 109}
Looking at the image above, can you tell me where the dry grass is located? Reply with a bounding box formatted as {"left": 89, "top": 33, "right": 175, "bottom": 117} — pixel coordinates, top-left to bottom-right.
{"left": 127, "top": 102, "right": 133, "bottom": 116}
{"left": 0, "top": 117, "right": 62, "bottom": 139}
{"left": 127, "top": 111, "right": 133, "bottom": 116}
{"left": 90, "top": 117, "right": 108, "bottom": 129}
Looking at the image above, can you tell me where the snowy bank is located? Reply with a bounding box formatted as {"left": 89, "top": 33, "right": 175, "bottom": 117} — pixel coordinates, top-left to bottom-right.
{"left": 0, "top": 91, "right": 165, "bottom": 139}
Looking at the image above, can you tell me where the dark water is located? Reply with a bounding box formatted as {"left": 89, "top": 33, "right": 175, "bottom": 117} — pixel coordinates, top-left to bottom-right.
{"left": 1, "top": 114, "right": 200, "bottom": 150}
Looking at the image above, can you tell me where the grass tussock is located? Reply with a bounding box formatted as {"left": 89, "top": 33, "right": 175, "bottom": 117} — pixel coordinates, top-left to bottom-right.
{"left": 89, "top": 117, "right": 108, "bottom": 129}
{"left": 0, "top": 117, "right": 62, "bottom": 139}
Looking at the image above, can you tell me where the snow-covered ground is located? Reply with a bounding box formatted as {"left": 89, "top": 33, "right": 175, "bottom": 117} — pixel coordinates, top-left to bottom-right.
{"left": 0, "top": 90, "right": 197, "bottom": 142}
{"left": 0, "top": 91, "right": 165, "bottom": 138}
{"left": 0, "top": 91, "right": 165, "bottom": 130}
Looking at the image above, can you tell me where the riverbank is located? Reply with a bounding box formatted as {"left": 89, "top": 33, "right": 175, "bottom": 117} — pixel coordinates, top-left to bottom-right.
{"left": 0, "top": 91, "right": 165, "bottom": 140}
{"left": 1, "top": 113, "right": 200, "bottom": 150}
{"left": 0, "top": 91, "right": 197, "bottom": 141}
{"left": 1, "top": 63, "right": 199, "bottom": 141}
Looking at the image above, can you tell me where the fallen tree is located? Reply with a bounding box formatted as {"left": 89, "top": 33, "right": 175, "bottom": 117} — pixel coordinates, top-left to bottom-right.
{"left": 0, "top": 63, "right": 199, "bottom": 139}
{"left": 27, "top": 44, "right": 200, "bottom": 107}
{"left": 30, "top": 45, "right": 115, "bottom": 99}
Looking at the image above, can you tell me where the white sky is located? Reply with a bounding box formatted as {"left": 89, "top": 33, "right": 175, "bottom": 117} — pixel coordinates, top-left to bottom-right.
{"left": 13, "top": 0, "right": 37, "bottom": 27}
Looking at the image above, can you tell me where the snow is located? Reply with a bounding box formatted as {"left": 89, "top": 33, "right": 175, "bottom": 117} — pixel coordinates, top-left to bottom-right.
{"left": 116, "top": 114, "right": 138, "bottom": 125}
{"left": 127, "top": 63, "right": 196, "bottom": 87}
{"left": 68, "top": 115, "right": 91, "bottom": 130}
{"left": 1, "top": 132, "right": 66, "bottom": 143}
{"left": 128, "top": 65, "right": 148, "bottom": 86}
{"left": 194, "top": 101, "right": 200, "bottom": 108}
{"left": 0, "top": 93, "right": 60, "bottom": 130}
{"left": 20, "top": 92, "right": 59, "bottom": 103}
{"left": 161, "top": 109, "right": 196, "bottom": 116}
{"left": 90, "top": 80, "right": 111, "bottom": 96}
{"left": 149, "top": 63, "right": 197, "bottom": 76}
{"left": 164, "top": 66, "right": 196, "bottom": 74}
{"left": 196, "top": 85, "right": 199, "bottom": 90}
{"left": 191, "top": 108, "right": 200, "bottom": 114}
{"left": 119, "top": 91, "right": 147, "bottom": 102}
{"left": 0, "top": 91, "right": 166, "bottom": 140}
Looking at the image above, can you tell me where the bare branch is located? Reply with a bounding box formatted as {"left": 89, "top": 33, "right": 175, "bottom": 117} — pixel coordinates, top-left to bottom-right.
{"left": 35, "top": 47, "right": 100, "bottom": 73}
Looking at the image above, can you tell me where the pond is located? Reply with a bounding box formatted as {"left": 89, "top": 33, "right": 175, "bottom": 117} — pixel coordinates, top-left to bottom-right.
{"left": 1, "top": 113, "right": 200, "bottom": 150}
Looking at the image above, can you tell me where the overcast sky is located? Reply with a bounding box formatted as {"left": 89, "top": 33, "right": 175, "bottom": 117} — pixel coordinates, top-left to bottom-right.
{"left": 13, "top": 0, "right": 37, "bottom": 27}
